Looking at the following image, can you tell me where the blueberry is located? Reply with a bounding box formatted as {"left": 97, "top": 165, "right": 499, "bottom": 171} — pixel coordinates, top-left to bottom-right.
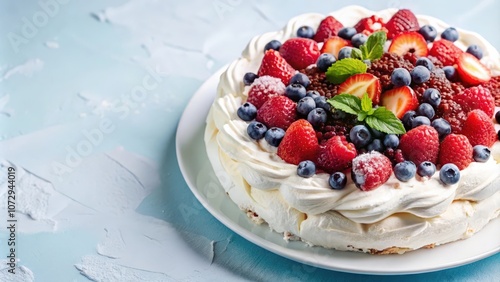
{"left": 441, "top": 27, "right": 459, "bottom": 42}
{"left": 289, "top": 73, "right": 311, "bottom": 87}
{"left": 247, "top": 121, "right": 267, "bottom": 140}
{"left": 264, "top": 40, "right": 281, "bottom": 52}
{"left": 411, "top": 116, "right": 431, "bottom": 128}
{"left": 394, "top": 161, "right": 417, "bottom": 182}
{"left": 419, "top": 25, "right": 437, "bottom": 42}
{"left": 417, "top": 103, "right": 435, "bottom": 119}
{"left": 443, "top": 66, "right": 458, "bottom": 81}
{"left": 370, "top": 128, "right": 385, "bottom": 139}
{"left": 306, "top": 90, "right": 321, "bottom": 99}
{"left": 402, "top": 111, "right": 417, "bottom": 130}
{"left": 329, "top": 172, "right": 347, "bottom": 190}
{"left": 297, "top": 26, "right": 315, "bottom": 39}
{"left": 264, "top": 127, "right": 285, "bottom": 147}
{"left": 416, "top": 57, "right": 434, "bottom": 71}
{"left": 285, "top": 84, "right": 307, "bottom": 101}
{"left": 338, "top": 47, "right": 353, "bottom": 60}
{"left": 423, "top": 88, "right": 441, "bottom": 108}
{"left": 466, "top": 44, "right": 483, "bottom": 60}
{"left": 316, "top": 53, "right": 337, "bottom": 72}
{"left": 383, "top": 134, "right": 400, "bottom": 149}
{"left": 439, "top": 163, "right": 460, "bottom": 185}
{"left": 297, "top": 96, "right": 316, "bottom": 116}
{"left": 307, "top": 108, "right": 327, "bottom": 127}
{"left": 496, "top": 110, "right": 500, "bottom": 124}
{"left": 498, "top": 130, "right": 500, "bottom": 141}
{"left": 314, "top": 96, "right": 332, "bottom": 112}
{"left": 350, "top": 125, "right": 372, "bottom": 148}
{"left": 243, "top": 72, "right": 258, "bottom": 86}
{"left": 417, "top": 161, "right": 436, "bottom": 178}
{"left": 297, "top": 160, "right": 316, "bottom": 178}
{"left": 431, "top": 118, "right": 452, "bottom": 139}
{"left": 331, "top": 109, "right": 346, "bottom": 120}
{"left": 351, "top": 33, "right": 368, "bottom": 48}
{"left": 367, "top": 139, "right": 385, "bottom": 152}
{"left": 473, "top": 145, "right": 491, "bottom": 162}
{"left": 391, "top": 68, "right": 412, "bottom": 86}
{"left": 338, "top": 27, "right": 357, "bottom": 40}
{"left": 411, "top": 66, "right": 431, "bottom": 84}
{"left": 237, "top": 102, "right": 257, "bottom": 121}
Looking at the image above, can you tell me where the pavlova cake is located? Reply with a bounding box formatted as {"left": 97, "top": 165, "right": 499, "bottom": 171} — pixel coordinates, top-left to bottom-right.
{"left": 204, "top": 6, "right": 500, "bottom": 254}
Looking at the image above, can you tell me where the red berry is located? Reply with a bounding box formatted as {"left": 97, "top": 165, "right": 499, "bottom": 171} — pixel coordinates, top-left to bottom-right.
{"left": 380, "top": 86, "right": 419, "bottom": 119}
{"left": 277, "top": 119, "right": 319, "bottom": 165}
{"left": 247, "top": 75, "right": 286, "bottom": 109}
{"left": 481, "top": 75, "right": 500, "bottom": 107}
{"left": 429, "top": 40, "right": 463, "bottom": 66}
{"left": 438, "top": 134, "right": 473, "bottom": 170}
{"left": 258, "top": 50, "right": 296, "bottom": 85}
{"left": 337, "top": 73, "right": 381, "bottom": 104}
{"left": 316, "top": 136, "right": 357, "bottom": 173}
{"left": 385, "top": 9, "right": 420, "bottom": 39}
{"left": 454, "top": 86, "right": 495, "bottom": 117}
{"left": 456, "top": 52, "right": 491, "bottom": 85}
{"left": 354, "top": 15, "right": 387, "bottom": 35}
{"left": 256, "top": 96, "right": 297, "bottom": 130}
{"left": 279, "top": 38, "right": 320, "bottom": 70}
{"left": 388, "top": 32, "right": 428, "bottom": 57}
{"left": 461, "top": 110, "right": 497, "bottom": 147}
{"left": 313, "top": 16, "right": 344, "bottom": 43}
{"left": 351, "top": 151, "right": 393, "bottom": 191}
{"left": 320, "top": 36, "right": 350, "bottom": 58}
{"left": 399, "top": 125, "right": 440, "bottom": 167}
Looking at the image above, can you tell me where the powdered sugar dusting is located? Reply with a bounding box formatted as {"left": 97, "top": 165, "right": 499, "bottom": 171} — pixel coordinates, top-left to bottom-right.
{"left": 252, "top": 75, "right": 286, "bottom": 94}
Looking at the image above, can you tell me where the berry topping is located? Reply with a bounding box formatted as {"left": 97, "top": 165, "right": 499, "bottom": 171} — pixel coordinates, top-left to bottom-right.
{"left": 383, "top": 134, "right": 399, "bottom": 149}
{"left": 454, "top": 86, "right": 495, "bottom": 117}
{"left": 380, "top": 86, "right": 419, "bottom": 119}
{"left": 496, "top": 110, "right": 500, "bottom": 123}
{"left": 388, "top": 32, "right": 428, "bottom": 57}
{"left": 264, "top": 40, "right": 282, "bottom": 52}
{"left": 431, "top": 118, "right": 452, "bottom": 139}
{"left": 354, "top": 15, "right": 387, "bottom": 35}
{"left": 247, "top": 121, "right": 267, "bottom": 140}
{"left": 317, "top": 136, "right": 357, "bottom": 173}
{"left": 417, "top": 161, "right": 436, "bottom": 178}
{"left": 429, "top": 39, "right": 463, "bottom": 66}
{"left": 422, "top": 88, "right": 441, "bottom": 108}
{"left": 351, "top": 151, "right": 393, "bottom": 191}
{"left": 256, "top": 95, "right": 297, "bottom": 130}
{"left": 402, "top": 110, "right": 417, "bottom": 130}
{"left": 416, "top": 57, "right": 434, "bottom": 71}
{"left": 297, "top": 26, "right": 315, "bottom": 39}
{"left": 472, "top": 145, "right": 491, "bottom": 163}
{"left": 321, "top": 36, "right": 350, "bottom": 58}
{"left": 257, "top": 50, "right": 296, "bottom": 85}
{"left": 297, "top": 96, "right": 316, "bottom": 116}
{"left": 461, "top": 109, "right": 497, "bottom": 147}
{"left": 481, "top": 76, "right": 500, "bottom": 107}
{"left": 391, "top": 68, "right": 411, "bottom": 86}
{"left": 265, "top": 127, "right": 286, "bottom": 147}
{"left": 307, "top": 108, "right": 328, "bottom": 128}
{"left": 285, "top": 83, "right": 307, "bottom": 102}
{"left": 419, "top": 25, "right": 437, "bottom": 42}
{"left": 438, "top": 134, "right": 473, "bottom": 170}
{"left": 443, "top": 66, "right": 458, "bottom": 81}
{"left": 367, "top": 52, "right": 415, "bottom": 91}
{"left": 456, "top": 52, "right": 491, "bottom": 85}
{"left": 289, "top": 73, "right": 311, "bottom": 87}
{"left": 417, "top": 103, "right": 435, "bottom": 119}
{"left": 351, "top": 33, "right": 368, "bottom": 48}
{"left": 394, "top": 161, "right": 417, "bottom": 182}
{"left": 411, "top": 116, "right": 431, "bottom": 128}
{"left": 338, "top": 27, "right": 357, "bottom": 40}
{"left": 411, "top": 65, "right": 431, "bottom": 84}
{"left": 237, "top": 102, "right": 257, "bottom": 121}
{"left": 313, "top": 16, "right": 344, "bottom": 43}
{"left": 441, "top": 27, "right": 459, "bottom": 42}
{"left": 280, "top": 38, "right": 320, "bottom": 70}
{"left": 385, "top": 9, "right": 420, "bottom": 39}
{"left": 316, "top": 53, "right": 337, "bottom": 72}
{"left": 329, "top": 172, "right": 347, "bottom": 189}
{"left": 367, "top": 139, "right": 384, "bottom": 152}
{"left": 247, "top": 75, "right": 286, "bottom": 109}
{"left": 466, "top": 45, "right": 483, "bottom": 60}
{"left": 439, "top": 163, "right": 460, "bottom": 185}
{"left": 338, "top": 47, "right": 353, "bottom": 60}
{"left": 243, "top": 72, "right": 259, "bottom": 86}
{"left": 337, "top": 73, "right": 382, "bottom": 104}
{"left": 399, "top": 125, "right": 440, "bottom": 166}
{"left": 297, "top": 160, "right": 316, "bottom": 178}
{"left": 277, "top": 119, "right": 319, "bottom": 165}
{"left": 349, "top": 125, "right": 372, "bottom": 148}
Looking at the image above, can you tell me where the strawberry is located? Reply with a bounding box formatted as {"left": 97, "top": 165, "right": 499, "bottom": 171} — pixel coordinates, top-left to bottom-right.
{"left": 316, "top": 136, "right": 357, "bottom": 173}
{"left": 277, "top": 119, "right": 319, "bottom": 165}
{"left": 351, "top": 151, "right": 393, "bottom": 191}
{"left": 399, "top": 125, "right": 440, "bottom": 166}
{"left": 385, "top": 9, "right": 420, "bottom": 39}
{"left": 247, "top": 75, "right": 286, "bottom": 109}
{"left": 320, "top": 36, "right": 350, "bottom": 58}
{"left": 388, "top": 32, "right": 428, "bottom": 57}
{"left": 429, "top": 40, "right": 463, "bottom": 66}
{"left": 456, "top": 52, "right": 491, "bottom": 85}
{"left": 337, "top": 73, "right": 382, "bottom": 104}
{"left": 461, "top": 110, "right": 497, "bottom": 147}
{"left": 279, "top": 38, "right": 320, "bottom": 70}
{"left": 354, "top": 15, "right": 387, "bottom": 35}
{"left": 313, "top": 16, "right": 344, "bottom": 43}
{"left": 258, "top": 50, "right": 296, "bottom": 85}
{"left": 454, "top": 86, "right": 495, "bottom": 117}
{"left": 256, "top": 96, "right": 297, "bottom": 130}
{"left": 438, "top": 134, "right": 473, "bottom": 170}
{"left": 380, "top": 86, "right": 419, "bottom": 119}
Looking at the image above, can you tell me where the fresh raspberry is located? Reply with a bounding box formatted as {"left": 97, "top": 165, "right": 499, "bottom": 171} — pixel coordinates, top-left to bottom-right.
{"left": 247, "top": 76, "right": 286, "bottom": 108}
{"left": 313, "top": 16, "right": 344, "bottom": 43}
{"left": 481, "top": 76, "right": 500, "bottom": 106}
{"left": 351, "top": 151, "right": 393, "bottom": 191}
{"left": 383, "top": 148, "right": 405, "bottom": 166}
{"left": 354, "top": 15, "right": 387, "bottom": 35}
{"left": 399, "top": 125, "right": 440, "bottom": 167}
{"left": 385, "top": 9, "right": 420, "bottom": 39}
{"left": 461, "top": 110, "right": 497, "bottom": 147}
{"left": 429, "top": 40, "right": 463, "bottom": 66}
{"left": 258, "top": 50, "right": 296, "bottom": 85}
{"left": 256, "top": 96, "right": 297, "bottom": 130}
{"left": 277, "top": 119, "right": 319, "bottom": 165}
{"left": 441, "top": 101, "right": 468, "bottom": 133}
{"left": 454, "top": 86, "right": 495, "bottom": 117}
{"left": 316, "top": 136, "right": 357, "bottom": 173}
{"left": 279, "top": 38, "right": 320, "bottom": 70}
{"left": 438, "top": 134, "right": 473, "bottom": 170}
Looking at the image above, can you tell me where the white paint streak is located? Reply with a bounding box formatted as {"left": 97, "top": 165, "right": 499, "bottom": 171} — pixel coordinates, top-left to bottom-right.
{"left": 1, "top": 59, "right": 44, "bottom": 80}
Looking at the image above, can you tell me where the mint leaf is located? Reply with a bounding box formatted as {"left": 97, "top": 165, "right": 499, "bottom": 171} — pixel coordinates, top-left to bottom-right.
{"left": 358, "top": 112, "right": 367, "bottom": 122}
{"left": 366, "top": 31, "right": 386, "bottom": 54}
{"left": 361, "top": 93, "right": 372, "bottom": 112}
{"left": 351, "top": 48, "right": 363, "bottom": 60}
{"left": 325, "top": 58, "right": 367, "bottom": 84}
{"left": 365, "top": 107, "right": 406, "bottom": 134}
{"left": 327, "top": 94, "right": 361, "bottom": 115}
{"left": 359, "top": 44, "right": 369, "bottom": 60}
{"left": 366, "top": 44, "right": 384, "bottom": 61}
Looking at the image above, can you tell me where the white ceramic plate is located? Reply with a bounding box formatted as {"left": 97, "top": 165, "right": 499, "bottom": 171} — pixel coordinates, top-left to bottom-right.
{"left": 175, "top": 67, "right": 500, "bottom": 275}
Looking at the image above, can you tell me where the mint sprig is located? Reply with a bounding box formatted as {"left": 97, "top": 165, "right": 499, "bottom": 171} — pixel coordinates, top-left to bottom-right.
{"left": 327, "top": 93, "right": 406, "bottom": 134}
{"left": 325, "top": 58, "right": 367, "bottom": 84}
{"left": 352, "top": 31, "right": 387, "bottom": 62}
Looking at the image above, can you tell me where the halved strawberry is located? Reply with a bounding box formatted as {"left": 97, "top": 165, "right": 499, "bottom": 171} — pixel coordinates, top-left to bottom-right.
{"left": 456, "top": 52, "right": 491, "bottom": 85}
{"left": 337, "top": 73, "right": 382, "bottom": 104}
{"left": 380, "top": 86, "right": 419, "bottom": 119}
{"left": 429, "top": 39, "right": 462, "bottom": 66}
{"left": 320, "top": 36, "right": 350, "bottom": 58}
{"left": 258, "top": 50, "right": 296, "bottom": 85}
{"left": 277, "top": 119, "right": 319, "bottom": 165}
{"left": 313, "top": 16, "right": 344, "bottom": 43}
{"left": 279, "top": 38, "right": 320, "bottom": 70}
{"left": 354, "top": 15, "right": 387, "bottom": 35}
{"left": 385, "top": 9, "right": 420, "bottom": 39}
{"left": 388, "top": 32, "right": 428, "bottom": 57}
